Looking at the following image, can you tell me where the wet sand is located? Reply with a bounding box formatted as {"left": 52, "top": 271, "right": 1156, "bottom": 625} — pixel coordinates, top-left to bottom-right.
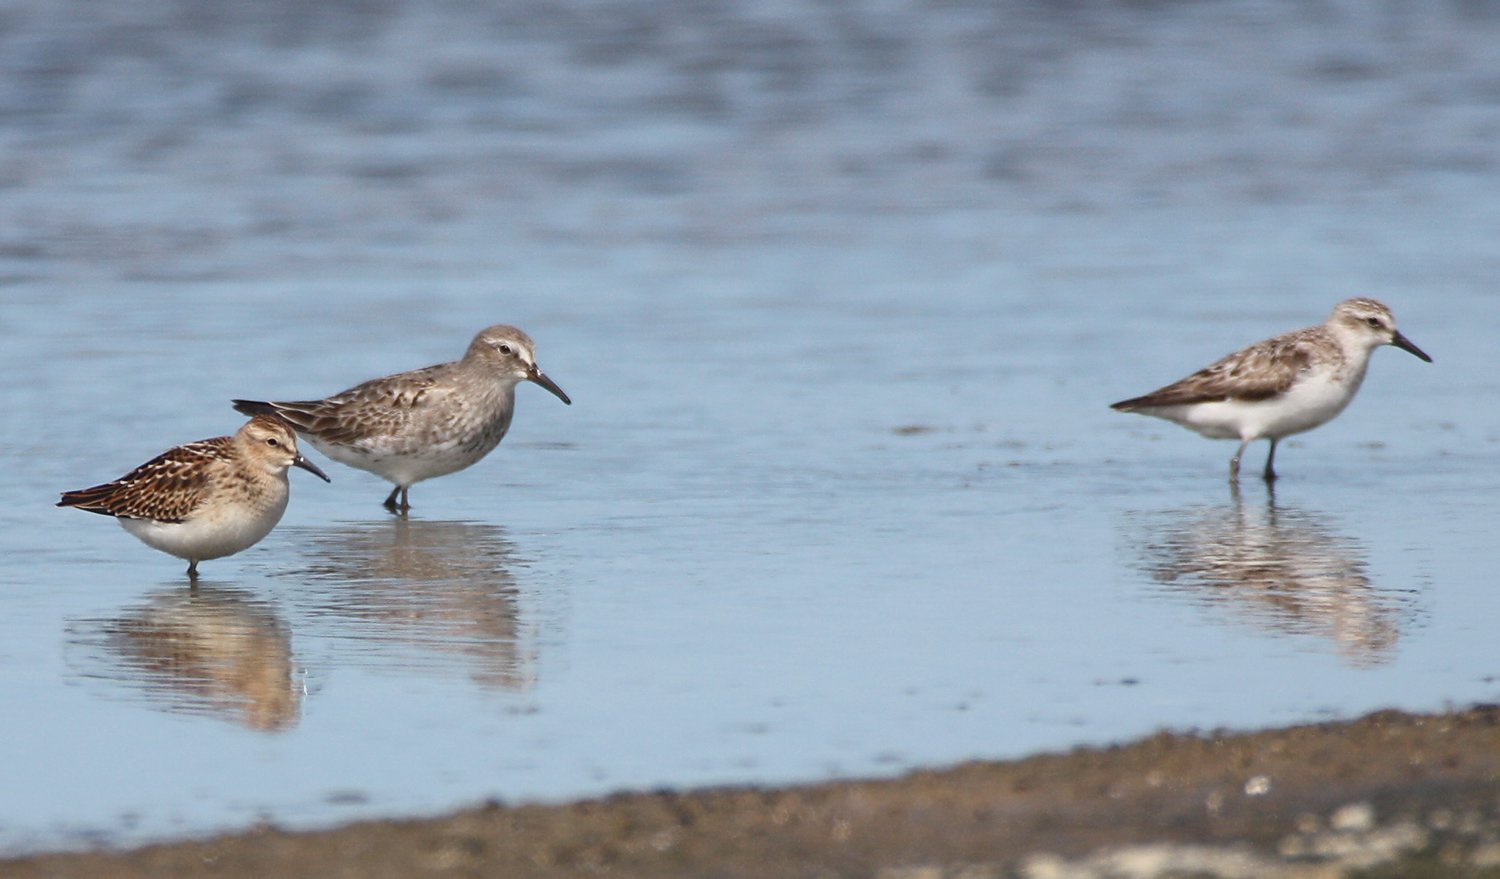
{"left": 9, "top": 705, "right": 1500, "bottom": 878}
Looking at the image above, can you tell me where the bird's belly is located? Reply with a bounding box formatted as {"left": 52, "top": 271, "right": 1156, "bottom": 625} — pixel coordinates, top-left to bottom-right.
{"left": 120, "top": 498, "right": 287, "bottom": 562}
{"left": 1159, "top": 401, "right": 1253, "bottom": 439}
{"left": 310, "top": 427, "right": 506, "bottom": 486}
{"left": 1254, "top": 375, "right": 1357, "bottom": 439}
{"left": 1159, "top": 376, "right": 1355, "bottom": 441}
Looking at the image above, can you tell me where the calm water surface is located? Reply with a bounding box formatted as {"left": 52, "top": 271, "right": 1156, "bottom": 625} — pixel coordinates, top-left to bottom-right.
{"left": 3, "top": 0, "right": 1500, "bottom": 853}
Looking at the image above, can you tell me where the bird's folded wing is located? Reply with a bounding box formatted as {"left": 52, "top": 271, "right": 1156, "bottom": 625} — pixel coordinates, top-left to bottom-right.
{"left": 58, "top": 440, "right": 224, "bottom": 521}
{"left": 1114, "top": 336, "right": 1313, "bottom": 409}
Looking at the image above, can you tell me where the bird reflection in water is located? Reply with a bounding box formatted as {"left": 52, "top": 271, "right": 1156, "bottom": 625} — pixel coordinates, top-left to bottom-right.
{"left": 1130, "top": 486, "right": 1416, "bottom": 667}
{"left": 287, "top": 519, "right": 537, "bottom": 690}
{"left": 66, "top": 586, "right": 298, "bottom": 731}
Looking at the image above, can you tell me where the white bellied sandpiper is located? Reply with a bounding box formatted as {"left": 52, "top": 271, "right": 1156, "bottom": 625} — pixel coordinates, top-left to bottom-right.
{"left": 59, "top": 414, "right": 330, "bottom": 578}
{"left": 233, "top": 324, "right": 570, "bottom": 512}
{"left": 1111, "top": 298, "right": 1431, "bottom": 481}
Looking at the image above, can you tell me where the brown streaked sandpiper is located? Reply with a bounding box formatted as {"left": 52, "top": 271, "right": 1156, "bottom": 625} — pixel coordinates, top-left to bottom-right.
{"left": 1111, "top": 298, "right": 1431, "bottom": 482}
{"left": 233, "top": 324, "right": 570, "bottom": 513}
{"left": 58, "top": 414, "right": 330, "bottom": 579}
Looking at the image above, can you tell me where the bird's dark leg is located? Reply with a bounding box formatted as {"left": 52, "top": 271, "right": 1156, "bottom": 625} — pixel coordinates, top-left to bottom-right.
{"left": 187, "top": 560, "right": 199, "bottom": 581}
{"left": 1262, "top": 439, "right": 1279, "bottom": 483}
{"left": 383, "top": 485, "right": 411, "bottom": 515}
{"left": 1229, "top": 440, "right": 1250, "bottom": 483}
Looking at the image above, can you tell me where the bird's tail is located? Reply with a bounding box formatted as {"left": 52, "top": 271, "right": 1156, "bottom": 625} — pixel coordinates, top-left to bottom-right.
{"left": 232, "top": 399, "right": 330, "bottom": 435}
{"left": 57, "top": 485, "right": 120, "bottom": 514}
{"left": 231, "top": 399, "right": 277, "bottom": 417}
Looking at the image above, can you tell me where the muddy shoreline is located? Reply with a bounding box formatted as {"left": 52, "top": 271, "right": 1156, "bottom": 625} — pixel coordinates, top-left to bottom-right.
{"left": 8, "top": 705, "right": 1500, "bottom": 878}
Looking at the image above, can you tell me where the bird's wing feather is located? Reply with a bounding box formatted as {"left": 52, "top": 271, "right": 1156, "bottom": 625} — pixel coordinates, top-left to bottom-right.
{"left": 1112, "top": 330, "right": 1319, "bottom": 410}
{"left": 248, "top": 365, "right": 457, "bottom": 447}
{"left": 58, "top": 439, "right": 227, "bottom": 521}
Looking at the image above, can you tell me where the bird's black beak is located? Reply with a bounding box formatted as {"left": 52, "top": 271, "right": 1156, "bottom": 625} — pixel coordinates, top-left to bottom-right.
{"left": 294, "top": 454, "right": 332, "bottom": 482}
{"left": 529, "top": 366, "right": 572, "bottom": 405}
{"left": 1391, "top": 330, "right": 1432, "bottom": 363}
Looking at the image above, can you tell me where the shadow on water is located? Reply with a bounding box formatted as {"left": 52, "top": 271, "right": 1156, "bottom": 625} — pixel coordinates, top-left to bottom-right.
{"left": 282, "top": 519, "right": 539, "bottom": 691}
{"left": 65, "top": 585, "right": 299, "bottom": 732}
{"left": 1125, "top": 486, "right": 1420, "bottom": 669}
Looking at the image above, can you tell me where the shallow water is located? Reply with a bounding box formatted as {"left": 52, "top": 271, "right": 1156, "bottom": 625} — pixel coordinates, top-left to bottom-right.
{"left": 3, "top": 0, "right": 1500, "bottom": 853}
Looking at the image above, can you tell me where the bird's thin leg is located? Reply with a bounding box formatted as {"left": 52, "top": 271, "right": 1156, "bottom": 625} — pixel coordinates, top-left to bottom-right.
{"left": 399, "top": 487, "right": 411, "bottom": 513}
{"left": 1262, "top": 438, "right": 1279, "bottom": 483}
{"left": 1229, "top": 440, "right": 1250, "bottom": 483}
{"left": 383, "top": 486, "right": 402, "bottom": 512}
{"left": 187, "top": 560, "right": 199, "bottom": 580}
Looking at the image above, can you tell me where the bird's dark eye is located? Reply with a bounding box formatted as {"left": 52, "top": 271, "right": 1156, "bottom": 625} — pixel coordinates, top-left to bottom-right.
{"left": 1366, "top": 317, "right": 1382, "bottom": 328}
{"left": 499, "top": 344, "right": 513, "bottom": 355}
{"left": 267, "top": 438, "right": 280, "bottom": 447}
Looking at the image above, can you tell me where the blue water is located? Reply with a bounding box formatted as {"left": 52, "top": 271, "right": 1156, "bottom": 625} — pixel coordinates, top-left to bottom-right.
{"left": 3, "top": 0, "right": 1500, "bottom": 854}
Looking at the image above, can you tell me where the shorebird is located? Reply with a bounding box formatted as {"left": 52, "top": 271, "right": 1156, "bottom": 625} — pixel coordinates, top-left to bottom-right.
{"left": 233, "top": 324, "right": 570, "bottom": 513}
{"left": 1111, "top": 298, "right": 1431, "bottom": 481}
{"left": 58, "top": 414, "right": 330, "bottom": 578}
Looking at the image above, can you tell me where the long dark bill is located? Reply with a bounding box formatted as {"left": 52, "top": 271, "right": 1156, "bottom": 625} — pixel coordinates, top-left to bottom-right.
{"left": 529, "top": 367, "right": 572, "bottom": 405}
{"left": 1391, "top": 330, "right": 1432, "bottom": 363}
{"left": 294, "top": 454, "right": 332, "bottom": 482}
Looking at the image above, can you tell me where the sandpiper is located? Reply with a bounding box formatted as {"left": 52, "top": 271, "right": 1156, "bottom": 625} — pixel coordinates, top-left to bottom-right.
{"left": 58, "top": 414, "right": 331, "bottom": 578}
{"left": 1111, "top": 298, "right": 1431, "bottom": 481}
{"left": 232, "top": 324, "right": 570, "bottom": 513}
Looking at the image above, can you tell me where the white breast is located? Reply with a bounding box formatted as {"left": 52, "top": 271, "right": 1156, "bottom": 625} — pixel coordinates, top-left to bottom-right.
{"left": 1145, "top": 361, "right": 1367, "bottom": 442}
{"left": 119, "top": 492, "right": 289, "bottom": 562}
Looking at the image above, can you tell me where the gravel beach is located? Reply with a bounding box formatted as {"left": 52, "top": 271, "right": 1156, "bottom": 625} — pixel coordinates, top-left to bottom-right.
{"left": 9, "top": 705, "right": 1500, "bottom": 879}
